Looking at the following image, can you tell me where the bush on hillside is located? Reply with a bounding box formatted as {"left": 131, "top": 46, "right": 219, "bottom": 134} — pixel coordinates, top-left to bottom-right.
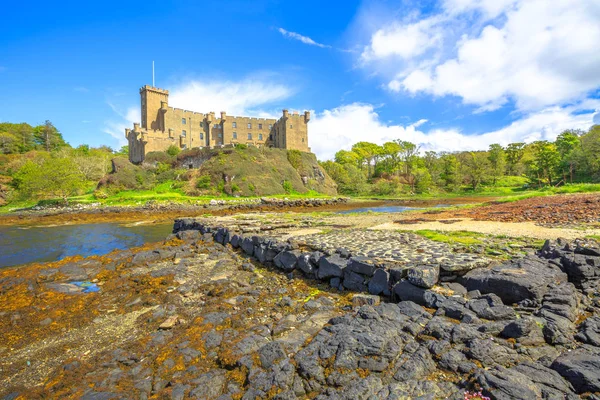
{"left": 145, "top": 151, "right": 175, "bottom": 165}
{"left": 166, "top": 145, "right": 181, "bottom": 157}
{"left": 97, "top": 157, "right": 155, "bottom": 191}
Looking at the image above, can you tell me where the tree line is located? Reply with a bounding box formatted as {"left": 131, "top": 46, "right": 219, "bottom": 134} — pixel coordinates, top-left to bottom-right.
{"left": 320, "top": 125, "right": 600, "bottom": 195}
{"left": 0, "top": 121, "right": 129, "bottom": 204}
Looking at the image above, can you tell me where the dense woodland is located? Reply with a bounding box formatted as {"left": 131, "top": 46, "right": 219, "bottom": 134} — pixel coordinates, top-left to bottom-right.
{"left": 320, "top": 125, "right": 600, "bottom": 196}
{"left": 1, "top": 120, "right": 600, "bottom": 205}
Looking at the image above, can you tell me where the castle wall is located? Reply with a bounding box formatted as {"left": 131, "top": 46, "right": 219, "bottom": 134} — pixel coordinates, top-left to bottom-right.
{"left": 128, "top": 85, "right": 310, "bottom": 163}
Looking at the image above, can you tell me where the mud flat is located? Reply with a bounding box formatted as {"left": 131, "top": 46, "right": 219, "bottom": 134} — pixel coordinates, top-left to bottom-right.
{"left": 1, "top": 213, "right": 599, "bottom": 399}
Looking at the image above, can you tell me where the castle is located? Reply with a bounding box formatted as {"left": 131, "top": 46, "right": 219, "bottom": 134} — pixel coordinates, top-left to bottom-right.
{"left": 126, "top": 85, "right": 311, "bottom": 163}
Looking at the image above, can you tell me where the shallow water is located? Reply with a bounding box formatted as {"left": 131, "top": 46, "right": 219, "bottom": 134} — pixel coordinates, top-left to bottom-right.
{"left": 337, "top": 203, "right": 453, "bottom": 214}
{"left": 0, "top": 222, "right": 173, "bottom": 268}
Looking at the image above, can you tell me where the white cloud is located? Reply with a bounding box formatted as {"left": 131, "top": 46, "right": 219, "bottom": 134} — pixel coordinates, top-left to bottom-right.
{"left": 359, "top": 0, "right": 600, "bottom": 111}
{"left": 310, "top": 101, "right": 599, "bottom": 160}
{"left": 361, "top": 18, "right": 442, "bottom": 61}
{"left": 278, "top": 28, "right": 331, "bottom": 49}
{"left": 103, "top": 104, "right": 139, "bottom": 147}
{"left": 169, "top": 79, "right": 293, "bottom": 117}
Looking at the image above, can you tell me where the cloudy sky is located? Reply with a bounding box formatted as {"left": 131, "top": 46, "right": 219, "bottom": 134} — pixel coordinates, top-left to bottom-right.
{"left": 1, "top": 0, "right": 599, "bottom": 159}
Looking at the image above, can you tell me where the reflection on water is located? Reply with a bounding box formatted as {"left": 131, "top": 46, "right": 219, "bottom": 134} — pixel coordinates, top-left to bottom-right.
{"left": 338, "top": 205, "right": 421, "bottom": 214}
{"left": 337, "top": 203, "right": 455, "bottom": 214}
{"left": 0, "top": 222, "right": 173, "bottom": 268}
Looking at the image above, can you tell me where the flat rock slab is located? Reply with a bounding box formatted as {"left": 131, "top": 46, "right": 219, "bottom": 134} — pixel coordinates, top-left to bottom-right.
{"left": 295, "top": 230, "right": 489, "bottom": 272}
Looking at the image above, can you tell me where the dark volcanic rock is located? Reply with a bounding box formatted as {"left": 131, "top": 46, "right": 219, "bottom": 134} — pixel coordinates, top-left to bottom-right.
{"left": 406, "top": 265, "right": 439, "bottom": 289}
{"left": 317, "top": 254, "right": 347, "bottom": 280}
{"left": 461, "top": 256, "right": 567, "bottom": 304}
{"left": 274, "top": 250, "right": 300, "bottom": 272}
{"left": 368, "top": 268, "right": 390, "bottom": 296}
{"left": 551, "top": 348, "right": 600, "bottom": 393}
{"left": 575, "top": 316, "right": 600, "bottom": 346}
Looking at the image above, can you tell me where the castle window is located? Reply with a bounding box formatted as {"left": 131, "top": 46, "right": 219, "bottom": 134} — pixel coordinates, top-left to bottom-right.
{"left": 269, "top": 124, "right": 272, "bottom": 129}
{"left": 182, "top": 144, "right": 187, "bottom": 149}
{"left": 218, "top": 133, "right": 222, "bottom": 138}
{"left": 232, "top": 122, "right": 237, "bottom": 128}
{"left": 200, "top": 122, "right": 204, "bottom": 127}
{"left": 247, "top": 123, "right": 252, "bottom": 129}
{"left": 233, "top": 132, "right": 237, "bottom": 139}
{"left": 258, "top": 123, "right": 263, "bottom": 129}
{"left": 213, "top": 124, "right": 219, "bottom": 129}
{"left": 182, "top": 118, "right": 186, "bottom": 125}
{"left": 200, "top": 133, "right": 204, "bottom": 140}
{"left": 247, "top": 133, "right": 252, "bottom": 140}
{"left": 290, "top": 124, "right": 293, "bottom": 128}
{"left": 181, "top": 130, "right": 186, "bottom": 137}
{"left": 259, "top": 133, "right": 263, "bottom": 141}
{"left": 302, "top": 138, "right": 305, "bottom": 142}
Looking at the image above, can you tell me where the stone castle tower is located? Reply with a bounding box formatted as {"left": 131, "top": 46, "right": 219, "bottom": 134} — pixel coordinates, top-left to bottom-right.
{"left": 126, "top": 85, "right": 310, "bottom": 163}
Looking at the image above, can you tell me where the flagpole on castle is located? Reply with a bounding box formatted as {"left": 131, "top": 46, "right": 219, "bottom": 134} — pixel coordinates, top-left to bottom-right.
{"left": 152, "top": 61, "right": 155, "bottom": 87}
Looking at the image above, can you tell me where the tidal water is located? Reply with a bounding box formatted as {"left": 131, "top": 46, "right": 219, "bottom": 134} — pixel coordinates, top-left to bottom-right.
{"left": 0, "top": 222, "right": 173, "bottom": 268}
{"left": 337, "top": 203, "right": 453, "bottom": 214}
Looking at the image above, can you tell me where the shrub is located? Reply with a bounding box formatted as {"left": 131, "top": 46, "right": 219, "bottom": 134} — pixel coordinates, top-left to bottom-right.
{"left": 248, "top": 183, "right": 256, "bottom": 193}
{"left": 196, "top": 175, "right": 212, "bottom": 190}
{"left": 282, "top": 180, "right": 293, "bottom": 194}
{"left": 236, "top": 143, "right": 248, "bottom": 150}
{"left": 287, "top": 150, "right": 302, "bottom": 170}
{"left": 145, "top": 151, "right": 175, "bottom": 164}
{"left": 217, "top": 181, "right": 224, "bottom": 193}
{"left": 231, "top": 183, "right": 240, "bottom": 192}
{"left": 166, "top": 145, "right": 181, "bottom": 157}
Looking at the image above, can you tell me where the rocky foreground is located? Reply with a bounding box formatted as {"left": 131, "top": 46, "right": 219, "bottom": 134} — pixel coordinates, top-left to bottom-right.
{"left": 1, "top": 218, "right": 600, "bottom": 399}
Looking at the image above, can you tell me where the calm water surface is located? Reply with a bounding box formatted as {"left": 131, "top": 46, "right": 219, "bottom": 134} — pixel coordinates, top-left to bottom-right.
{"left": 337, "top": 203, "right": 453, "bottom": 214}
{"left": 0, "top": 222, "right": 173, "bottom": 268}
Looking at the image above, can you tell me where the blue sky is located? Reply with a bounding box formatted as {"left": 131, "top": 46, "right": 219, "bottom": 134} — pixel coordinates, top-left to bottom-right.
{"left": 1, "top": 0, "right": 599, "bottom": 159}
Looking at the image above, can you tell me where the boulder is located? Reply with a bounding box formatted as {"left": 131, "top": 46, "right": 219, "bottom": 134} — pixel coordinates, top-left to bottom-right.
{"left": 551, "top": 349, "right": 600, "bottom": 393}
{"left": 297, "top": 253, "right": 316, "bottom": 276}
{"left": 346, "top": 257, "right": 377, "bottom": 277}
{"left": 575, "top": 316, "right": 600, "bottom": 346}
{"left": 317, "top": 254, "right": 347, "bottom": 280}
{"left": 343, "top": 270, "right": 367, "bottom": 291}
{"left": 368, "top": 269, "right": 390, "bottom": 296}
{"left": 460, "top": 256, "right": 568, "bottom": 304}
{"left": 274, "top": 251, "right": 300, "bottom": 272}
{"left": 406, "top": 265, "right": 439, "bottom": 289}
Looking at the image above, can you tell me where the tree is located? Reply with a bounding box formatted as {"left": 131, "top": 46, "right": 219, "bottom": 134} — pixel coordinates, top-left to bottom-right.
{"left": 555, "top": 130, "right": 581, "bottom": 183}
{"left": 487, "top": 144, "right": 506, "bottom": 185}
{"left": 529, "top": 141, "right": 560, "bottom": 186}
{"left": 380, "top": 141, "right": 403, "bottom": 175}
{"left": 463, "top": 152, "right": 491, "bottom": 190}
{"left": 351, "top": 142, "right": 382, "bottom": 178}
{"left": 505, "top": 142, "right": 526, "bottom": 175}
{"left": 14, "top": 157, "right": 85, "bottom": 202}
{"left": 440, "top": 154, "right": 461, "bottom": 191}
{"left": 33, "top": 120, "right": 68, "bottom": 151}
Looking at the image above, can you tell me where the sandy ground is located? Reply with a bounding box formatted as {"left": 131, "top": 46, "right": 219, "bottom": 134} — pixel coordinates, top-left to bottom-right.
{"left": 371, "top": 218, "right": 600, "bottom": 240}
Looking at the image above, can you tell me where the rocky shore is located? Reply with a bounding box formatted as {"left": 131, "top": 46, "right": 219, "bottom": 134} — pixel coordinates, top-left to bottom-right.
{"left": 1, "top": 216, "right": 599, "bottom": 399}
{"left": 0, "top": 197, "right": 353, "bottom": 226}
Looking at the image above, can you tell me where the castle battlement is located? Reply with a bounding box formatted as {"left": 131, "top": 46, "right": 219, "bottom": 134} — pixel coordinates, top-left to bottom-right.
{"left": 127, "top": 85, "right": 310, "bottom": 163}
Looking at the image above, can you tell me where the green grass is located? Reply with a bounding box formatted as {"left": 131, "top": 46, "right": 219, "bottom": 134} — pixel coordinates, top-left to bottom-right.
{"left": 412, "top": 229, "right": 484, "bottom": 245}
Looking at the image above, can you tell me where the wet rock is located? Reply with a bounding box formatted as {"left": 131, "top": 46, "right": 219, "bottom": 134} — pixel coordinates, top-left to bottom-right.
{"left": 406, "top": 265, "right": 439, "bottom": 289}
{"left": 461, "top": 256, "right": 567, "bottom": 304}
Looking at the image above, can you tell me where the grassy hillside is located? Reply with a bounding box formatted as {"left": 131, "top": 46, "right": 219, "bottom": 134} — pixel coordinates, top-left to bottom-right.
{"left": 180, "top": 146, "right": 337, "bottom": 196}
